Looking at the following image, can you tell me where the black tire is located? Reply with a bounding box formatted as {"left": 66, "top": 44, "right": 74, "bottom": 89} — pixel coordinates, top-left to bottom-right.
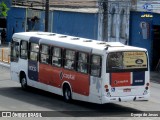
{"left": 63, "top": 85, "right": 72, "bottom": 102}
{"left": 20, "top": 74, "right": 28, "bottom": 90}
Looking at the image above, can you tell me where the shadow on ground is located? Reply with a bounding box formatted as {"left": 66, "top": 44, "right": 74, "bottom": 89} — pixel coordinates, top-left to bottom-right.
{"left": 0, "top": 86, "right": 142, "bottom": 117}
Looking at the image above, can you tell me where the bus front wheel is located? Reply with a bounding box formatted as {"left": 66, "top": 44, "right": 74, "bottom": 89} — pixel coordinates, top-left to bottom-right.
{"left": 21, "top": 75, "right": 27, "bottom": 90}
{"left": 63, "top": 85, "right": 72, "bottom": 102}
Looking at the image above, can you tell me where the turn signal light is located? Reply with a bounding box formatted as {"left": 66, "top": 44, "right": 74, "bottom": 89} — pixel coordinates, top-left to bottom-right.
{"left": 104, "top": 85, "right": 108, "bottom": 89}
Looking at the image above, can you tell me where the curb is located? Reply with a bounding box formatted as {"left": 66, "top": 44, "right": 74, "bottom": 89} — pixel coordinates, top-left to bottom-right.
{"left": 0, "top": 62, "right": 10, "bottom": 68}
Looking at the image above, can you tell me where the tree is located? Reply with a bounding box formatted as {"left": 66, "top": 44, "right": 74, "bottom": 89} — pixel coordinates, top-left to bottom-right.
{"left": 0, "top": 1, "right": 9, "bottom": 17}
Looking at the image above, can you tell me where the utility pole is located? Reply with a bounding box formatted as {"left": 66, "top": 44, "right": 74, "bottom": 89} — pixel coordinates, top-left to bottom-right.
{"left": 45, "top": 0, "right": 49, "bottom": 32}
{"left": 102, "top": 0, "right": 108, "bottom": 41}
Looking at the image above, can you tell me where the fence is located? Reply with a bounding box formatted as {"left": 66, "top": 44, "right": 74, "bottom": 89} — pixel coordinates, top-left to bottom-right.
{"left": 0, "top": 48, "right": 10, "bottom": 63}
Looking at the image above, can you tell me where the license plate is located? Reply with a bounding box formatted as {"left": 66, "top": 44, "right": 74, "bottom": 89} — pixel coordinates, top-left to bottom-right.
{"left": 123, "top": 88, "right": 131, "bottom": 92}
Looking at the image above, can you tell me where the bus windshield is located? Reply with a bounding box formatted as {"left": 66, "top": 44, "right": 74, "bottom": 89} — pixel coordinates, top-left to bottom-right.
{"left": 107, "top": 51, "right": 148, "bottom": 72}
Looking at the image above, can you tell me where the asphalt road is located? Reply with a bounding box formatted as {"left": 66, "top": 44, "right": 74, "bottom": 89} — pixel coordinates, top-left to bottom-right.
{"left": 0, "top": 65, "right": 159, "bottom": 120}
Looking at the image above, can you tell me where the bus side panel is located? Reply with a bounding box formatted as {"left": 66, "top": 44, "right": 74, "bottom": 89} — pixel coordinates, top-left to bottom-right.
{"left": 52, "top": 66, "right": 63, "bottom": 88}
{"left": 49, "top": 67, "right": 90, "bottom": 96}
{"left": 39, "top": 64, "right": 54, "bottom": 85}
{"left": 72, "top": 72, "right": 90, "bottom": 96}
{"left": 110, "top": 72, "right": 131, "bottom": 87}
{"left": 132, "top": 71, "right": 145, "bottom": 86}
{"left": 62, "top": 69, "right": 90, "bottom": 96}
{"left": 28, "top": 60, "right": 38, "bottom": 81}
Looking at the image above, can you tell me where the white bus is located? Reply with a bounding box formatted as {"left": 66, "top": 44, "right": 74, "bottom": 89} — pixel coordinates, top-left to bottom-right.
{"left": 10, "top": 32, "right": 150, "bottom": 104}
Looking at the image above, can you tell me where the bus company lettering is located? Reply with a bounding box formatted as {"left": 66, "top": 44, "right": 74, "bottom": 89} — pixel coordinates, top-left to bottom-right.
{"left": 29, "top": 65, "right": 37, "bottom": 72}
{"left": 135, "top": 80, "right": 143, "bottom": 83}
{"left": 60, "top": 72, "right": 75, "bottom": 80}
{"left": 63, "top": 73, "right": 75, "bottom": 80}
{"left": 124, "top": 52, "right": 143, "bottom": 56}
{"left": 115, "top": 80, "right": 129, "bottom": 84}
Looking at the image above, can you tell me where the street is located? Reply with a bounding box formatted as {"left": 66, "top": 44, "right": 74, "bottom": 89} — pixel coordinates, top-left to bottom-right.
{"left": 0, "top": 65, "right": 160, "bottom": 119}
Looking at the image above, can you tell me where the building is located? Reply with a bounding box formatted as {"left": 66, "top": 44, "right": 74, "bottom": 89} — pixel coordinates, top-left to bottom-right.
{"left": 6, "top": 3, "right": 50, "bottom": 42}
{"left": 98, "top": 0, "right": 131, "bottom": 44}
{"left": 130, "top": 0, "right": 160, "bottom": 70}
{"left": 3, "top": 0, "right": 160, "bottom": 70}
{"left": 51, "top": 8, "right": 99, "bottom": 39}
{"left": 50, "top": 0, "right": 131, "bottom": 44}
{"left": 6, "top": 0, "right": 131, "bottom": 44}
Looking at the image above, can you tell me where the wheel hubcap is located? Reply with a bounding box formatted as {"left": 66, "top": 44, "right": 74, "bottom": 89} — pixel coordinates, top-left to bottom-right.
{"left": 65, "top": 89, "right": 70, "bottom": 100}
{"left": 22, "top": 78, "right": 26, "bottom": 87}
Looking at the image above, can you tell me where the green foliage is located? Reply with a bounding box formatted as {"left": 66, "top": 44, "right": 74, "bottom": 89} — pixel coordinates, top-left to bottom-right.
{"left": 0, "top": 1, "right": 9, "bottom": 17}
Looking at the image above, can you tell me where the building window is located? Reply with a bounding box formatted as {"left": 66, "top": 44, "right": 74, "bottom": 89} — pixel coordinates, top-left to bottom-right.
{"left": 40, "top": 45, "right": 50, "bottom": 64}
{"left": 77, "top": 52, "right": 88, "bottom": 74}
{"left": 111, "top": 8, "right": 116, "bottom": 38}
{"left": 64, "top": 49, "right": 76, "bottom": 70}
{"left": 20, "top": 40, "right": 28, "bottom": 59}
{"left": 52, "top": 47, "right": 62, "bottom": 67}
{"left": 120, "top": 9, "right": 126, "bottom": 39}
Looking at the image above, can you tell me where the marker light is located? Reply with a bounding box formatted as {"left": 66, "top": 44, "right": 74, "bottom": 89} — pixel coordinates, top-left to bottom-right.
{"left": 146, "top": 83, "right": 150, "bottom": 87}
{"left": 104, "top": 85, "right": 108, "bottom": 89}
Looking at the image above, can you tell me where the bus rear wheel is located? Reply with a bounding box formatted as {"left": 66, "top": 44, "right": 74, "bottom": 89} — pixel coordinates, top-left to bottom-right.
{"left": 21, "top": 75, "right": 27, "bottom": 90}
{"left": 63, "top": 85, "right": 72, "bottom": 102}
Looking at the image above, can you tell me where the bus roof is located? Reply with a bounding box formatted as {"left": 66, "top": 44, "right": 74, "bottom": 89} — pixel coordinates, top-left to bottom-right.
{"left": 12, "top": 32, "right": 147, "bottom": 52}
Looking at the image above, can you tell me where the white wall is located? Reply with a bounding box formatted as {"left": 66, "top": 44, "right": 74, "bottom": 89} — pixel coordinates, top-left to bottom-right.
{"left": 98, "top": 0, "right": 131, "bottom": 44}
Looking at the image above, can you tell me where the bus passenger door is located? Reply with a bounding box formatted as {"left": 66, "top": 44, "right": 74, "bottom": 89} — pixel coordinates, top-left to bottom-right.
{"left": 89, "top": 76, "right": 102, "bottom": 102}
{"left": 10, "top": 41, "right": 20, "bottom": 83}
{"left": 28, "top": 37, "right": 40, "bottom": 83}
{"left": 89, "top": 55, "right": 102, "bottom": 103}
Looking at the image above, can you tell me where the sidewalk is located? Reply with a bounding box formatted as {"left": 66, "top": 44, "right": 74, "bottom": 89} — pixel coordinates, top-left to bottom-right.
{"left": 0, "top": 61, "right": 10, "bottom": 68}
{"left": 150, "top": 71, "right": 160, "bottom": 84}
{"left": 0, "top": 43, "right": 10, "bottom": 50}
{"left": 0, "top": 43, "right": 10, "bottom": 64}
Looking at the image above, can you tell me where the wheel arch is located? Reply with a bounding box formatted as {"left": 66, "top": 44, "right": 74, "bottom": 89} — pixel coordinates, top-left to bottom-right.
{"left": 62, "top": 81, "right": 73, "bottom": 94}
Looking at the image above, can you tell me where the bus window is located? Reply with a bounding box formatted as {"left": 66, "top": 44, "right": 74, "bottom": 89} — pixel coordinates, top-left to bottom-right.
{"left": 20, "top": 40, "right": 28, "bottom": 59}
{"left": 52, "top": 47, "right": 62, "bottom": 67}
{"left": 11, "top": 41, "right": 19, "bottom": 62}
{"left": 107, "top": 51, "right": 148, "bottom": 72}
{"left": 29, "top": 43, "right": 39, "bottom": 61}
{"left": 91, "top": 55, "right": 101, "bottom": 77}
{"left": 40, "top": 45, "right": 50, "bottom": 64}
{"left": 64, "top": 49, "right": 76, "bottom": 70}
{"left": 77, "top": 52, "right": 88, "bottom": 73}
{"left": 107, "top": 52, "right": 123, "bottom": 70}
